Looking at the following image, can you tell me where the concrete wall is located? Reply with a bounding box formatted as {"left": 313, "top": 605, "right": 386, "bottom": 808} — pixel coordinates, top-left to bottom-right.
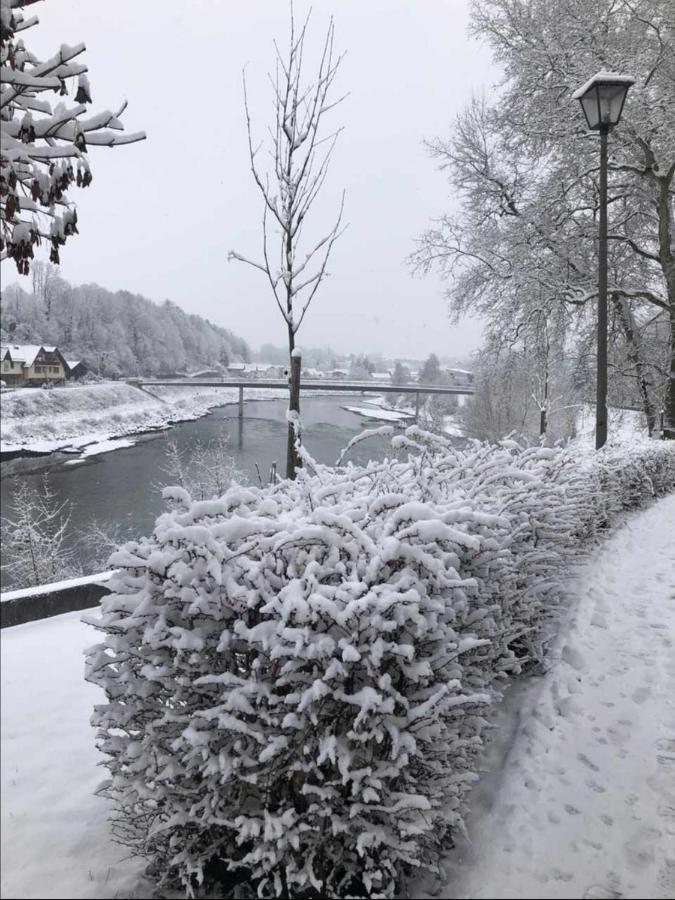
{"left": 1, "top": 574, "right": 113, "bottom": 628}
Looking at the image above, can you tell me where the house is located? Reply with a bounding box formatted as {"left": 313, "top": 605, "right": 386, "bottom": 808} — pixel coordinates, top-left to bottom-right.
{"left": 371, "top": 371, "right": 391, "bottom": 382}
{"left": 188, "top": 368, "right": 224, "bottom": 380}
{"left": 244, "top": 363, "right": 287, "bottom": 379}
{"left": 445, "top": 368, "right": 474, "bottom": 385}
{"left": 226, "top": 363, "right": 247, "bottom": 376}
{"left": 65, "top": 359, "right": 88, "bottom": 380}
{"left": 0, "top": 344, "right": 68, "bottom": 386}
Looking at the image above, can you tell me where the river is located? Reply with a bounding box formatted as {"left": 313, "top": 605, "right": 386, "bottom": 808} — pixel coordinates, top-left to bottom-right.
{"left": 0, "top": 395, "right": 413, "bottom": 587}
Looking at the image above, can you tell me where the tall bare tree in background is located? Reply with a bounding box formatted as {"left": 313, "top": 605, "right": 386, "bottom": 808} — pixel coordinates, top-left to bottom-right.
{"left": 229, "top": 7, "right": 346, "bottom": 478}
{"left": 412, "top": 0, "right": 674, "bottom": 440}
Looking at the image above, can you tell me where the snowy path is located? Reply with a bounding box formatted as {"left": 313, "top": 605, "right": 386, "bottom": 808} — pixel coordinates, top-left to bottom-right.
{"left": 0, "top": 610, "right": 150, "bottom": 899}
{"left": 426, "top": 492, "right": 675, "bottom": 900}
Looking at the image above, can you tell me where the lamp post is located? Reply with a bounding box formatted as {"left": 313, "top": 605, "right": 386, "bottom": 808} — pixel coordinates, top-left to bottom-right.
{"left": 573, "top": 72, "right": 634, "bottom": 449}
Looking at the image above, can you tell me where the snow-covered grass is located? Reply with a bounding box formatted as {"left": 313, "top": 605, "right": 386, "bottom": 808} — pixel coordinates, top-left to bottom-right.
{"left": 0, "top": 381, "right": 288, "bottom": 456}
{"left": 84, "top": 430, "right": 675, "bottom": 897}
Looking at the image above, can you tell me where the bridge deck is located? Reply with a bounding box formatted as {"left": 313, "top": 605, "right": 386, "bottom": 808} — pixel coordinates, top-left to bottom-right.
{"left": 138, "top": 379, "right": 474, "bottom": 396}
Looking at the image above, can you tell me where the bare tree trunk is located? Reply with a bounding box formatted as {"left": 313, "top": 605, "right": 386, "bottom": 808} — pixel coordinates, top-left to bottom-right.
{"left": 666, "top": 304, "right": 675, "bottom": 439}
{"left": 286, "top": 351, "right": 302, "bottom": 479}
{"left": 613, "top": 295, "right": 657, "bottom": 436}
{"left": 655, "top": 166, "right": 675, "bottom": 438}
{"left": 540, "top": 369, "right": 548, "bottom": 437}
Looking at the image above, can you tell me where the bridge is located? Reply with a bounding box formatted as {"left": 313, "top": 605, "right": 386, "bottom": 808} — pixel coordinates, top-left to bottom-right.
{"left": 136, "top": 378, "right": 474, "bottom": 421}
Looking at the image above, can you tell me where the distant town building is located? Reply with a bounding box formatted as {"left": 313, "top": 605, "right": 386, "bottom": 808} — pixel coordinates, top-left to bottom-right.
{"left": 0, "top": 344, "right": 68, "bottom": 386}
{"left": 65, "top": 359, "right": 88, "bottom": 380}
{"left": 445, "top": 368, "right": 474, "bottom": 385}
{"left": 188, "top": 367, "right": 224, "bottom": 380}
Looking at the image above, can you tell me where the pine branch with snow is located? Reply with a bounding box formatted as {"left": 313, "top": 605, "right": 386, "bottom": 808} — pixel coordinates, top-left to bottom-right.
{"left": 0, "top": 0, "right": 145, "bottom": 273}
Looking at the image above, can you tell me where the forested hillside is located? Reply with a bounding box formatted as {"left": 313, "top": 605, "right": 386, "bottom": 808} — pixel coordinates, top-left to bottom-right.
{"left": 0, "top": 263, "right": 250, "bottom": 377}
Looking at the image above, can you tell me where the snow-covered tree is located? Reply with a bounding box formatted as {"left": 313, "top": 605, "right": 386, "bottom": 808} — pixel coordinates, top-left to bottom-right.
{"left": 0, "top": 273, "right": 250, "bottom": 376}
{"left": 392, "top": 361, "right": 411, "bottom": 384}
{"left": 413, "top": 0, "right": 675, "bottom": 437}
{"left": 0, "top": 0, "right": 145, "bottom": 273}
{"left": 1, "top": 475, "right": 80, "bottom": 588}
{"left": 418, "top": 353, "right": 442, "bottom": 384}
{"left": 229, "top": 7, "right": 346, "bottom": 478}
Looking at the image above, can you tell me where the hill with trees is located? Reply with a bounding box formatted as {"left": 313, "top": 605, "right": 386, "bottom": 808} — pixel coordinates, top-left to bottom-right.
{"left": 0, "top": 264, "right": 250, "bottom": 377}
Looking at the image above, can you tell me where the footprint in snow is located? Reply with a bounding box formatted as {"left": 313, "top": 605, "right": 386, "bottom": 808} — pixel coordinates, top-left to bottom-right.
{"left": 583, "top": 887, "right": 621, "bottom": 899}
{"left": 577, "top": 752, "right": 600, "bottom": 772}
{"left": 631, "top": 685, "right": 651, "bottom": 705}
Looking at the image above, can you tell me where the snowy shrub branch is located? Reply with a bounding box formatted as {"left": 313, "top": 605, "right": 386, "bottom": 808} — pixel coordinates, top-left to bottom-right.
{"left": 0, "top": 0, "right": 145, "bottom": 272}
{"left": 85, "top": 434, "right": 675, "bottom": 897}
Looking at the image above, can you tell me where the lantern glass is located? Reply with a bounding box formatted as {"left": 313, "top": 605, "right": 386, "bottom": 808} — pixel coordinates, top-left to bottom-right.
{"left": 573, "top": 74, "right": 634, "bottom": 130}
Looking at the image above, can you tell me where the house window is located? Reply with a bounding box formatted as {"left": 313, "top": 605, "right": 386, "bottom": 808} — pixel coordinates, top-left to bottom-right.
{"left": 34, "top": 365, "right": 43, "bottom": 374}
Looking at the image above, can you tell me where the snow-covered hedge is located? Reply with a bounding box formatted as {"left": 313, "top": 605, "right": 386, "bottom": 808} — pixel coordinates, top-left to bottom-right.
{"left": 85, "top": 432, "right": 675, "bottom": 898}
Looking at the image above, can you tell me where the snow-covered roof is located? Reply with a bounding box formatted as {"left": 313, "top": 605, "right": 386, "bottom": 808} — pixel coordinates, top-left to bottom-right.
{"left": 66, "top": 360, "right": 82, "bottom": 369}
{"left": 572, "top": 72, "right": 635, "bottom": 100}
{"left": 227, "top": 363, "right": 246, "bottom": 371}
{"left": 0, "top": 344, "right": 57, "bottom": 366}
{"left": 188, "top": 368, "right": 221, "bottom": 378}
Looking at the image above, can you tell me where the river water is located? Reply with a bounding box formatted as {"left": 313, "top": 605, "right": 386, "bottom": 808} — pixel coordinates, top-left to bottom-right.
{"left": 0, "top": 395, "right": 407, "bottom": 586}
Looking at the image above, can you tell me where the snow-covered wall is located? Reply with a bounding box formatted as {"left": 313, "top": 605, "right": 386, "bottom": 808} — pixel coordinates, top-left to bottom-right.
{"left": 85, "top": 432, "right": 675, "bottom": 897}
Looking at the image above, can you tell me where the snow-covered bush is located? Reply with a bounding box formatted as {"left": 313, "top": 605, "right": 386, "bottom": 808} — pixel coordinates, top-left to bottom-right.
{"left": 85, "top": 432, "right": 675, "bottom": 898}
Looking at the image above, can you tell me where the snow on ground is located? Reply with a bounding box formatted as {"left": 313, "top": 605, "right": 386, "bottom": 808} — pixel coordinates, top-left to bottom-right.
{"left": 1, "top": 609, "right": 152, "bottom": 899}
{"left": 342, "top": 404, "right": 414, "bottom": 422}
{"left": 442, "top": 414, "right": 464, "bottom": 437}
{"left": 419, "top": 492, "right": 675, "bottom": 900}
{"left": 575, "top": 404, "right": 648, "bottom": 445}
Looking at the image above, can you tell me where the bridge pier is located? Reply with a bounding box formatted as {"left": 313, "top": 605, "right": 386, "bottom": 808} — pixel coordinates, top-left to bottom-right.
{"left": 415, "top": 391, "right": 420, "bottom": 423}
{"left": 238, "top": 385, "right": 244, "bottom": 419}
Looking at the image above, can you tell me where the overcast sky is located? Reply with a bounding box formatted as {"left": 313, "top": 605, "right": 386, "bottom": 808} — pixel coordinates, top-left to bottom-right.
{"left": 15, "top": 0, "right": 500, "bottom": 359}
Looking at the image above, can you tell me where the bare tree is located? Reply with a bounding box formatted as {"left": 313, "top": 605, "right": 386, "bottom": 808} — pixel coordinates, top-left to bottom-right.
{"left": 160, "top": 435, "right": 242, "bottom": 500}
{"left": 1, "top": 476, "right": 80, "bottom": 588}
{"left": 229, "top": 6, "right": 346, "bottom": 478}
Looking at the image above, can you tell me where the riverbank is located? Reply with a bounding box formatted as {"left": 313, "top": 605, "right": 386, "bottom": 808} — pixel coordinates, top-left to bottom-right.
{"left": 0, "top": 381, "right": 288, "bottom": 459}
{"left": 1, "top": 381, "right": 449, "bottom": 461}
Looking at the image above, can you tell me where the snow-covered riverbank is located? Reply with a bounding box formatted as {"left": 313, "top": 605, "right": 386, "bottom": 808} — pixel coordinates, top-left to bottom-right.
{"left": 0, "top": 381, "right": 287, "bottom": 458}
{"left": 1, "top": 383, "right": 468, "bottom": 459}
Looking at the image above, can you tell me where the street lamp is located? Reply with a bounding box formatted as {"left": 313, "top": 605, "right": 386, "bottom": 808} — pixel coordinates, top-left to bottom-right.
{"left": 573, "top": 72, "right": 634, "bottom": 449}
